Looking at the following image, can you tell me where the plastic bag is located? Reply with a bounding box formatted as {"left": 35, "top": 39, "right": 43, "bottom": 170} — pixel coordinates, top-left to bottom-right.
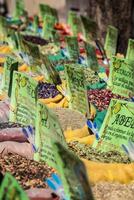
{"left": 0, "top": 142, "right": 33, "bottom": 159}
{"left": 0, "top": 127, "right": 27, "bottom": 142}
{"left": 83, "top": 158, "right": 134, "bottom": 184}
{"left": 26, "top": 188, "right": 59, "bottom": 200}
{"left": 0, "top": 99, "right": 10, "bottom": 123}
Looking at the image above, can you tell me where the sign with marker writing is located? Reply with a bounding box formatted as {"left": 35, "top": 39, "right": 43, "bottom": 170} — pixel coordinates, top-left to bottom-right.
{"left": 104, "top": 25, "right": 118, "bottom": 58}
{"left": 68, "top": 11, "right": 83, "bottom": 36}
{"left": 65, "top": 64, "right": 89, "bottom": 115}
{"left": 126, "top": 39, "right": 134, "bottom": 61}
{"left": 85, "top": 42, "right": 98, "bottom": 71}
{"left": 53, "top": 142, "right": 94, "bottom": 200}
{"left": 66, "top": 36, "right": 79, "bottom": 61}
{"left": 10, "top": 71, "right": 38, "bottom": 126}
{"left": 0, "top": 55, "right": 18, "bottom": 97}
{"left": 93, "top": 99, "right": 134, "bottom": 153}
{"left": 34, "top": 101, "right": 67, "bottom": 170}
{"left": 108, "top": 57, "right": 134, "bottom": 98}
{"left": 81, "top": 16, "right": 97, "bottom": 42}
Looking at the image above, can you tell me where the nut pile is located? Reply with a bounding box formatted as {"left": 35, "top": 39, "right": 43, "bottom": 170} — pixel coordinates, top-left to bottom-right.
{"left": 23, "top": 35, "right": 48, "bottom": 46}
{"left": 38, "top": 82, "right": 60, "bottom": 99}
{"left": 0, "top": 153, "right": 55, "bottom": 190}
{"left": 88, "top": 89, "right": 126, "bottom": 111}
{"left": 68, "top": 141, "right": 131, "bottom": 163}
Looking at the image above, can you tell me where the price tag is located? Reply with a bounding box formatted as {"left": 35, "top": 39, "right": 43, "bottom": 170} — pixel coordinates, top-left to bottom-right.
{"left": 126, "top": 39, "right": 134, "bottom": 61}
{"left": 34, "top": 101, "right": 67, "bottom": 170}
{"left": 81, "top": 16, "right": 97, "bottom": 42}
{"left": 0, "top": 173, "right": 29, "bottom": 200}
{"left": 14, "top": 0, "right": 25, "bottom": 18}
{"left": 68, "top": 11, "right": 83, "bottom": 36}
{"left": 53, "top": 142, "right": 94, "bottom": 200}
{"left": 65, "top": 64, "right": 89, "bottom": 115}
{"left": 104, "top": 25, "right": 118, "bottom": 59}
{"left": 41, "top": 54, "right": 61, "bottom": 85}
{"left": 85, "top": 42, "right": 99, "bottom": 71}
{"left": 93, "top": 99, "right": 134, "bottom": 153}
{"left": 42, "top": 15, "right": 57, "bottom": 40}
{"left": 66, "top": 36, "right": 79, "bottom": 61}
{"left": 108, "top": 57, "right": 134, "bottom": 98}
{"left": 10, "top": 71, "right": 38, "bottom": 126}
{"left": 0, "top": 55, "right": 18, "bottom": 97}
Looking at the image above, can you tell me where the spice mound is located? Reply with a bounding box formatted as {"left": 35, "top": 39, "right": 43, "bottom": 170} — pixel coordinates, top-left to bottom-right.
{"left": 23, "top": 35, "right": 48, "bottom": 46}
{"left": 68, "top": 141, "right": 131, "bottom": 163}
{"left": 0, "top": 154, "right": 55, "bottom": 190}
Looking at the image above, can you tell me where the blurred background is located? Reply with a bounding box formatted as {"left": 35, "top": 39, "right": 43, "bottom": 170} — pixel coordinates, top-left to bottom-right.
{"left": 0, "top": 0, "right": 134, "bottom": 53}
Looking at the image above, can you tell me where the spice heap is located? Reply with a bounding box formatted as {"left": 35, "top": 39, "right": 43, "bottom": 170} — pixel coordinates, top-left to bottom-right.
{"left": 0, "top": 122, "right": 23, "bottom": 129}
{"left": 38, "top": 82, "right": 60, "bottom": 99}
{"left": 0, "top": 153, "right": 55, "bottom": 190}
{"left": 68, "top": 141, "right": 131, "bottom": 163}
{"left": 23, "top": 35, "right": 48, "bottom": 46}
{"left": 88, "top": 89, "right": 126, "bottom": 111}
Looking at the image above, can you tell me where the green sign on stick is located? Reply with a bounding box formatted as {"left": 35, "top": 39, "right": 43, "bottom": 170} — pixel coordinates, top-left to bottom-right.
{"left": 104, "top": 25, "right": 118, "bottom": 59}
{"left": 68, "top": 11, "right": 83, "bottom": 36}
{"left": 39, "top": 4, "right": 51, "bottom": 19}
{"left": 93, "top": 99, "right": 134, "bottom": 153}
{"left": 65, "top": 64, "right": 89, "bottom": 116}
{"left": 0, "top": 173, "right": 29, "bottom": 200}
{"left": 53, "top": 142, "right": 94, "bottom": 200}
{"left": 14, "top": 0, "right": 25, "bottom": 18}
{"left": 108, "top": 57, "right": 134, "bottom": 98}
{"left": 126, "top": 39, "right": 134, "bottom": 61}
{"left": 66, "top": 36, "right": 79, "bottom": 61}
{"left": 40, "top": 54, "right": 61, "bottom": 85}
{"left": 85, "top": 42, "right": 99, "bottom": 71}
{"left": 42, "top": 15, "right": 56, "bottom": 40}
{"left": 81, "top": 16, "right": 97, "bottom": 42}
{"left": 0, "top": 55, "right": 18, "bottom": 97}
{"left": 9, "top": 71, "right": 38, "bottom": 126}
{"left": 34, "top": 101, "right": 67, "bottom": 170}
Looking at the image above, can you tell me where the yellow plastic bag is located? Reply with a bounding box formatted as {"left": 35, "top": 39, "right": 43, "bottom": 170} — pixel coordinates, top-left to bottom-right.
{"left": 39, "top": 94, "right": 63, "bottom": 105}
{"left": 0, "top": 46, "right": 11, "bottom": 54}
{"left": 47, "top": 97, "right": 68, "bottom": 108}
{"left": 82, "top": 158, "right": 134, "bottom": 184}
{"left": 67, "top": 135, "right": 95, "bottom": 145}
{"left": 0, "top": 57, "right": 5, "bottom": 63}
{"left": 18, "top": 64, "right": 29, "bottom": 72}
{"left": 64, "top": 125, "right": 89, "bottom": 139}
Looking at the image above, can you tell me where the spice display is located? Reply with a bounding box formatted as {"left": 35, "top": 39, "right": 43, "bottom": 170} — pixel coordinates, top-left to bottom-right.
{"left": 88, "top": 89, "right": 126, "bottom": 111}
{"left": 38, "top": 82, "right": 60, "bottom": 99}
{"left": 23, "top": 35, "right": 48, "bottom": 46}
{"left": 0, "top": 153, "right": 55, "bottom": 190}
{"left": 68, "top": 141, "right": 131, "bottom": 163}
{"left": 0, "top": 1, "right": 134, "bottom": 199}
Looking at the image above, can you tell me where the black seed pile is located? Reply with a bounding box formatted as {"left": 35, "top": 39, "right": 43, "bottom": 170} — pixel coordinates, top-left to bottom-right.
{"left": 23, "top": 35, "right": 48, "bottom": 46}
{"left": 38, "top": 82, "right": 60, "bottom": 99}
{"left": 68, "top": 141, "right": 131, "bottom": 164}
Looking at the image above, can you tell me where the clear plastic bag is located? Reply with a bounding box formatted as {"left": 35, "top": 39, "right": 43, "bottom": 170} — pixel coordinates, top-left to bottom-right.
{"left": 0, "top": 142, "right": 33, "bottom": 159}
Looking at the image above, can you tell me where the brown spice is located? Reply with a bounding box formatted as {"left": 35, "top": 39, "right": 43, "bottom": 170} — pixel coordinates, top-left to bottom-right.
{"left": 0, "top": 153, "right": 55, "bottom": 190}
